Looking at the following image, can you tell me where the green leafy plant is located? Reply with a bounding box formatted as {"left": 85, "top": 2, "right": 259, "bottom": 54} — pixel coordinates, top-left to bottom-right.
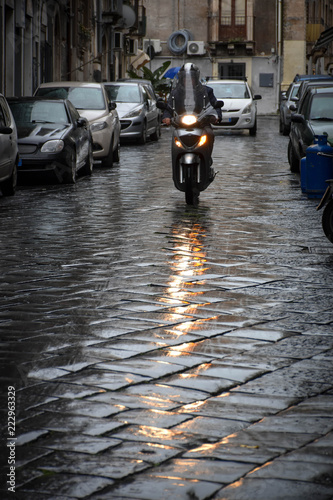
{"left": 127, "top": 61, "right": 172, "bottom": 98}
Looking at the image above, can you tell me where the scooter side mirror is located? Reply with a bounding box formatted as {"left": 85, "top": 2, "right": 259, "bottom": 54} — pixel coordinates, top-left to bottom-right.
{"left": 156, "top": 98, "right": 167, "bottom": 110}
{"left": 215, "top": 100, "right": 224, "bottom": 108}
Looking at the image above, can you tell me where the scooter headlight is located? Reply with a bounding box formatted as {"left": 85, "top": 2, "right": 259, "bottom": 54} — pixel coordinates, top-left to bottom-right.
{"left": 174, "top": 138, "right": 183, "bottom": 148}
{"left": 181, "top": 114, "right": 197, "bottom": 126}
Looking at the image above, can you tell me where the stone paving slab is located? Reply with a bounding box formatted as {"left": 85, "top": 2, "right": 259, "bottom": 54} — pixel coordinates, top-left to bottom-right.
{"left": 177, "top": 392, "right": 298, "bottom": 422}
{"left": 123, "top": 381, "right": 210, "bottom": 404}
{"left": 88, "top": 390, "right": 181, "bottom": 411}
{"left": 91, "top": 475, "right": 221, "bottom": 500}
{"left": 31, "top": 450, "right": 150, "bottom": 479}
{"left": 20, "top": 474, "right": 114, "bottom": 499}
{"left": 213, "top": 478, "right": 333, "bottom": 500}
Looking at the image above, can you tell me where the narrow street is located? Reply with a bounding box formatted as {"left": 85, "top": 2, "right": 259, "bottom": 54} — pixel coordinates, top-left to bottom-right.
{"left": 1, "top": 116, "right": 333, "bottom": 499}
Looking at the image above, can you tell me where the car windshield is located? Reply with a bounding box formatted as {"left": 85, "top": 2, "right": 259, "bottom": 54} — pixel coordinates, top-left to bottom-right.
{"left": 9, "top": 101, "right": 69, "bottom": 124}
{"left": 106, "top": 85, "right": 141, "bottom": 103}
{"left": 310, "top": 95, "right": 333, "bottom": 120}
{"left": 208, "top": 82, "right": 250, "bottom": 99}
{"left": 36, "top": 87, "right": 105, "bottom": 110}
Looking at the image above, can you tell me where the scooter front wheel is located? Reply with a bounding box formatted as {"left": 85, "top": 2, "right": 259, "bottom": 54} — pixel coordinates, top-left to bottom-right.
{"left": 185, "top": 181, "right": 199, "bottom": 206}
{"left": 322, "top": 199, "right": 333, "bottom": 243}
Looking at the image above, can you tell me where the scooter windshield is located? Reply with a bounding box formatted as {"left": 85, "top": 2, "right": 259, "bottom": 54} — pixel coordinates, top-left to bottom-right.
{"left": 173, "top": 65, "right": 206, "bottom": 116}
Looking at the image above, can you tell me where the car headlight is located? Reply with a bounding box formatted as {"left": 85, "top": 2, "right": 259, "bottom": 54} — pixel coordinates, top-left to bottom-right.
{"left": 122, "top": 106, "right": 143, "bottom": 119}
{"left": 90, "top": 121, "right": 108, "bottom": 132}
{"left": 242, "top": 103, "right": 252, "bottom": 114}
{"left": 41, "top": 140, "right": 64, "bottom": 153}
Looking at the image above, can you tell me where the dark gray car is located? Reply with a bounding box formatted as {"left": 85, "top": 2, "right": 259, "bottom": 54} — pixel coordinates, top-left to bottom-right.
{"left": 288, "top": 86, "right": 333, "bottom": 172}
{"left": 279, "top": 82, "right": 300, "bottom": 135}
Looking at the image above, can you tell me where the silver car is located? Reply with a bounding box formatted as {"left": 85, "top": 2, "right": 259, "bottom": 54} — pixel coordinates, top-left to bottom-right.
{"left": 104, "top": 82, "right": 161, "bottom": 144}
{"left": 34, "top": 82, "right": 120, "bottom": 167}
{"left": 207, "top": 79, "right": 262, "bottom": 136}
{"left": 0, "top": 94, "right": 18, "bottom": 196}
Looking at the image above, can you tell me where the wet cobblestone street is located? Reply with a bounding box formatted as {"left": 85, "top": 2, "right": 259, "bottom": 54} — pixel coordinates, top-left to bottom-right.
{"left": 1, "top": 116, "right": 333, "bottom": 499}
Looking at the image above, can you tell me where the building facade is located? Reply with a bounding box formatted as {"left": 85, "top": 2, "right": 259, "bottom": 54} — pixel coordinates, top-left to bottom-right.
{"left": 0, "top": 0, "right": 146, "bottom": 96}
{"left": 1, "top": 0, "right": 333, "bottom": 114}
{"left": 141, "top": 0, "right": 333, "bottom": 113}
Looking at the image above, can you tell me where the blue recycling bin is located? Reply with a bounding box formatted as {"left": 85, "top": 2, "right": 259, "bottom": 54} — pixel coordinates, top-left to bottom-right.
{"left": 305, "top": 135, "right": 333, "bottom": 198}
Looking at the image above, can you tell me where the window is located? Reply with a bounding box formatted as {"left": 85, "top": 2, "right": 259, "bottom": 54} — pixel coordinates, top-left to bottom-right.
{"left": 0, "top": 97, "right": 10, "bottom": 126}
{"left": 220, "top": 0, "right": 247, "bottom": 40}
{"left": 219, "top": 62, "right": 246, "bottom": 79}
{"left": 0, "top": 105, "right": 6, "bottom": 128}
{"left": 221, "top": 0, "right": 246, "bottom": 26}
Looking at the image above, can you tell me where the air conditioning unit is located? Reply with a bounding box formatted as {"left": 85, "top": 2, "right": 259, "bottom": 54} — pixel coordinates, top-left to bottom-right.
{"left": 143, "top": 39, "right": 162, "bottom": 54}
{"left": 187, "top": 41, "right": 206, "bottom": 55}
{"left": 113, "top": 32, "right": 123, "bottom": 50}
{"left": 127, "top": 38, "right": 138, "bottom": 56}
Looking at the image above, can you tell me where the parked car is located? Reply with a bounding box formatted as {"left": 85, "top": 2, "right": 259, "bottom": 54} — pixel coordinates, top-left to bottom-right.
{"left": 288, "top": 87, "right": 333, "bottom": 172}
{"left": 8, "top": 97, "right": 93, "bottom": 184}
{"left": 103, "top": 81, "right": 161, "bottom": 144}
{"left": 0, "top": 93, "right": 18, "bottom": 196}
{"left": 117, "top": 78, "right": 159, "bottom": 100}
{"left": 291, "top": 77, "right": 333, "bottom": 110}
{"left": 293, "top": 73, "right": 333, "bottom": 83}
{"left": 279, "top": 82, "right": 300, "bottom": 135}
{"left": 34, "top": 82, "right": 120, "bottom": 167}
{"left": 205, "top": 78, "right": 261, "bottom": 136}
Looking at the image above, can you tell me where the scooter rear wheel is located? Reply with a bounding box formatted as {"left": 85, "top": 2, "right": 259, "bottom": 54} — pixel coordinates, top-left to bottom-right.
{"left": 322, "top": 199, "right": 333, "bottom": 243}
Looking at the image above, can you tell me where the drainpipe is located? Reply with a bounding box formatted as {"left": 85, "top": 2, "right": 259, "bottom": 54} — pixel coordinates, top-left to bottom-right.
{"left": 276, "top": 0, "right": 282, "bottom": 109}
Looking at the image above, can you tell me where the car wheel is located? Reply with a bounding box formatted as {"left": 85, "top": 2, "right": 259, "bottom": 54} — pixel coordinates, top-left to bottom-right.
{"left": 288, "top": 140, "right": 300, "bottom": 173}
{"left": 101, "top": 138, "right": 114, "bottom": 168}
{"left": 322, "top": 199, "right": 333, "bottom": 243}
{"left": 82, "top": 143, "right": 93, "bottom": 176}
{"left": 280, "top": 118, "right": 290, "bottom": 136}
{"left": 150, "top": 122, "right": 161, "bottom": 141}
{"left": 0, "top": 160, "right": 17, "bottom": 196}
{"left": 249, "top": 119, "right": 257, "bottom": 136}
{"left": 63, "top": 149, "right": 77, "bottom": 184}
{"left": 138, "top": 121, "right": 147, "bottom": 145}
{"left": 112, "top": 140, "right": 120, "bottom": 163}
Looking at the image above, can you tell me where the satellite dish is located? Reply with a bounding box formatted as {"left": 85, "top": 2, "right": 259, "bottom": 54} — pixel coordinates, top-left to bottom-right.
{"left": 122, "top": 5, "right": 136, "bottom": 28}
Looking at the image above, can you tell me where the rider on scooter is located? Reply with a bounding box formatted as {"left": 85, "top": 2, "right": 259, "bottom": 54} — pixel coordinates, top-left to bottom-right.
{"left": 162, "top": 63, "right": 222, "bottom": 170}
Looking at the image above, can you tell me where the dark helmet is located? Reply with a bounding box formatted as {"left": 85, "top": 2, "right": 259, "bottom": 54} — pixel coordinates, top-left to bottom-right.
{"left": 177, "top": 63, "right": 201, "bottom": 87}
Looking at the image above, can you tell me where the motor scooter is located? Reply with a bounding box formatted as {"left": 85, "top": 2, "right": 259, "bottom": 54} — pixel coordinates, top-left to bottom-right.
{"left": 157, "top": 67, "right": 223, "bottom": 205}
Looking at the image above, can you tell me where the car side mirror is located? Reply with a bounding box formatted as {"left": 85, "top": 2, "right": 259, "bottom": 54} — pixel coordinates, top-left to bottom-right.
{"left": 0, "top": 126, "right": 13, "bottom": 134}
{"left": 291, "top": 113, "right": 305, "bottom": 124}
{"left": 77, "top": 117, "right": 87, "bottom": 127}
{"left": 289, "top": 104, "right": 297, "bottom": 112}
{"left": 109, "top": 101, "right": 117, "bottom": 111}
{"left": 253, "top": 95, "right": 262, "bottom": 100}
